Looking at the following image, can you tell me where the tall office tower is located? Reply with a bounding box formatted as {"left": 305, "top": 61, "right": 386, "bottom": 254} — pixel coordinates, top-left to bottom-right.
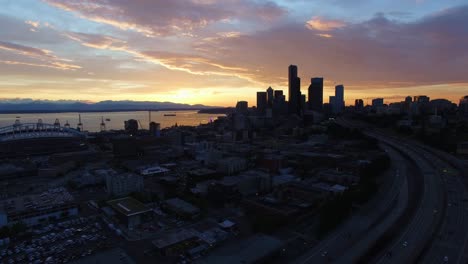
{"left": 288, "top": 65, "right": 301, "bottom": 115}
{"left": 372, "top": 98, "right": 384, "bottom": 108}
{"left": 274, "top": 90, "right": 283, "bottom": 100}
{"left": 273, "top": 90, "right": 288, "bottom": 116}
{"left": 257, "top": 91, "right": 268, "bottom": 114}
{"left": 355, "top": 99, "right": 364, "bottom": 110}
{"left": 236, "top": 101, "right": 248, "bottom": 114}
{"left": 334, "top": 85, "right": 345, "bottom": 113}
{"left": 267, "top": 87, "right": 274, "bottom": 107}
{"left": 308, "top": 77, "right": 324, "bottom": 111}
{"left": 329, "top": 96, "right": 336, "bottom": 113}
{"left": 405, "top": 96, "right": 412, "bottom": 104}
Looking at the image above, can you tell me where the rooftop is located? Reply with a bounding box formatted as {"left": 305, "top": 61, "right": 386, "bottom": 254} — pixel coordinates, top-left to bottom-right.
{"left": 107, "top": 197, "right": 151, "bottom": 217}
{"left": 199, "top": 234, "right": 283, "bottom": 264}
{"left": 164, "top": 198, "right": 200, "bottom": 214}
{"left": 190, "top": 168, "right": 217, "bottom": 177}
{"left": 1, "top": 187, "right": 74, "bottom": 214}
{"left": 139, "top": 166, "right": 170, "bottom": 176}
{"left": 152, "top": 229, "right": 197, "bottom": 249}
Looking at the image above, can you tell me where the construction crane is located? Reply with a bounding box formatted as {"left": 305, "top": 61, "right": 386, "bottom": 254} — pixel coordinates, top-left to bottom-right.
{"left": 77, "top": 114, "right": 83, "bottom": 131}
{"left": 100, "top": 116, "right": 106, "bottom": 132}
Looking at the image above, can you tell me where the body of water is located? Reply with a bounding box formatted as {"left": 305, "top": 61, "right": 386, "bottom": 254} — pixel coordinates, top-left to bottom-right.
{"left": 0, "top": 111, "right": 223, "bottom": 132}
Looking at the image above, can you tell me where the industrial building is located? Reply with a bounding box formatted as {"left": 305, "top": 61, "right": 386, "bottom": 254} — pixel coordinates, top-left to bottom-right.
{"left": 107, "top": 197, "right": 151, "bottom": 229}
{"left": 0, "top": 188, "right": 78, "bottom": 227}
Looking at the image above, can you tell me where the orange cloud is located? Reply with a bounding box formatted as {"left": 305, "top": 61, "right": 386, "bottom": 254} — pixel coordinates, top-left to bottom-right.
{"left": 0, "top": 60, "right": 81, "bottom": 70}
{"left": 306, "top": 17, "right": 346, "bottom": 31}
{"left": 317, "top": 33, "right": 333, "bottom": 38}
{"left": 63, "top": 32, "right": 128, "bottom": 50}
{"left": 0, "top": 41, "right": 80, "bottom": 70}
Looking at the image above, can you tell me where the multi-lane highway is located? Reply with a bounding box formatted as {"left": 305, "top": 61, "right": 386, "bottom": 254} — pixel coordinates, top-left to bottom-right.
{"left": 418, "top": 151, "right": 468, "bottom": 264}
{"left": 370, "top": 131, "right": 446, "bottom": 264}
{"left": 294, "top": 118, "right": 468, "bottom": 264}
{"left": 345, "top": 118, "right": 468, "bottom": 264}
{"left": 294, "top": 130, "right": 415, "bottom": 263}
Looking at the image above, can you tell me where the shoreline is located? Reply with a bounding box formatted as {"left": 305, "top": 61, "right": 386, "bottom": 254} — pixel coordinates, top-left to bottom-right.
{"left": 0, "top": 108, "right": 211, "bottom": 114}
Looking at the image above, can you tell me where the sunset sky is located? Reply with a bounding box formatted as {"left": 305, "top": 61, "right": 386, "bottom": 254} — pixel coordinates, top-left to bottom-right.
{"left": 0, "top": 0, "right": 467, "bottom": 107}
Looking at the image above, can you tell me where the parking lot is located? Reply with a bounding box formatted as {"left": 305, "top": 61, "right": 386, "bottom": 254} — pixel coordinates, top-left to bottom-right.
{"left": 0, "top": 216, "right": 118, "bottom": 264}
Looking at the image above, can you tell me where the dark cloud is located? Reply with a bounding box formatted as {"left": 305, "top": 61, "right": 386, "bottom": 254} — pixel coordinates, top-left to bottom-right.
{"left": 191, "top": 5, "right": 468, "bottom": 88}
{"left": 44, "top": 0, "right": 286, "bottom": 36}
{"left": 0, "top": 41, "right": 54, "bottom": 58}
{"left": 0, "top": 41, "right": 81, "bottom": 70}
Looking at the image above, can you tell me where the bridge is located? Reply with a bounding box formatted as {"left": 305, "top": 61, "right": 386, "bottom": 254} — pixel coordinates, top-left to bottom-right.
{"left": 0, "top": 119, "right": 85, "bottom": 142}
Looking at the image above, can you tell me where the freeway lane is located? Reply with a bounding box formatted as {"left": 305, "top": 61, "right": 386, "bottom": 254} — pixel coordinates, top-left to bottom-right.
{"left": 338, "top": 117, "right": 468, "bottom": 264}
{"left": 418, "top": 152, "right": 468, "bottom": 264}
{"left": 371, "top": 134, "right": 445, "bottom": 264}
{"left": 293, "top": 143, "right": 412, "bottom": 264}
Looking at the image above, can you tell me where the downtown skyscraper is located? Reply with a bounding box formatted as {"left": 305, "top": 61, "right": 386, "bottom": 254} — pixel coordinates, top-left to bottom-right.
{"left": 330, "top": 84, "right": 345, "bottom": 113}
{"left": 288, "top": 65, "right": 302, "bottom": 115}
{"left": 308, "top": 77, "right": 324, "bottom": 112}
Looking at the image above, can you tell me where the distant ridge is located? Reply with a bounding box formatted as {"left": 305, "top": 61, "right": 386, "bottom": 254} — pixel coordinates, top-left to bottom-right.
{"left": 0, "top": 99, "right": 220, "bottom": 113}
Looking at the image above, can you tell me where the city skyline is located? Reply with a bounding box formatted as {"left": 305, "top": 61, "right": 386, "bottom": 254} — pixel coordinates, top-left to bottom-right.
{"left": 0, "top": 1, "right": 467, "bottom": 106}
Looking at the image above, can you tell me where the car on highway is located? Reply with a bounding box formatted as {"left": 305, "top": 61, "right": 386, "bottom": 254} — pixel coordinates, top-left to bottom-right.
{"left": 443, "top": 256, "right": 449, "bottom": 262}
{"left": 402, "top": 241, "right": 408, "bottom": 247}
{"left": 321, "top": 251, "right": 328, "bottom": 257}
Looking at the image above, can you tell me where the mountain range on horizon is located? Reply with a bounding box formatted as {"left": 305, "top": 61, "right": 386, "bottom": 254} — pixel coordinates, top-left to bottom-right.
{"left": 0, "top": 99, "right": 220, "bottom": 113}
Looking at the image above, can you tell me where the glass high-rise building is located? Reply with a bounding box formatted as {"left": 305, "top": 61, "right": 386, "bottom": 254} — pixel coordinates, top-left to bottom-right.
{"left": 257, "top": 91, "right": 267, "bottom": 114}
{"left": 288, "top": 65, "right": 301, "bottom": 115}
{"left": 334, "top": 84, "right": 345, "bottom": 113}
{"left": 308, "top": 77, "right": 323, "bottom": 111}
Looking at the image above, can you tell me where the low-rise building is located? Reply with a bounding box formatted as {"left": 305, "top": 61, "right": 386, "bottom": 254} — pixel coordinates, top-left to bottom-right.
{"left": 107, "top": 197, "right": 152, "bottom": 229}
{"left": 152, "top": 229, "right": 200, "bottom": 256}
{"left": 106, "top": 173, "right": 144, "bottom": 197}
{"left": 0, "top": 188, "right": 78, "bottom": 227}
{"left": 217, "top": 157, "right": 248, "bottom": 176}
{"left": 139, "top": 166, "right": 170, "bottom": 177}
{"left": 163, "top": 198, "right": 200, "bottom": 219}
{"left": 199, "top": 234, "right": 283, "bottom": 264}
{"left": 188, "top": 168, "right": 219, "bottom": 183}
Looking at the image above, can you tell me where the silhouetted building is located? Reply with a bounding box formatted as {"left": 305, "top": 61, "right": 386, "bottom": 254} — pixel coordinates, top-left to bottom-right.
{"left": 430, "top": 99, "right": 455, "bottom": 114}
{"left": 308, "top": 77, "right": 323, "bottom": 111}
{"left": 414, "top": 95, "right": 430, "bottom": 104}
{"left": 335, "top": 85, "right": 344, "bottom": 112}
{"left": 404, "top": 96, "right": 413, "bottom": 113}
{"left": 235, "top": 101, "right": 248, "bottom": 114}
{"left": 459, "top": 96, "right": 468, "bottom": 115}
{"left": 355, "top": 99, "right": 364, "bottom": 110}
{"left": 257, "top": 91, "right": 267, "bottom": 114}
{"left": 273, "top": 91, "right": 287, "bottom": 116}
{"left": 414, "top": 95, "right": 431, "bottom": 114}
{"left": 330, "top": 85, "right": 344, "bottom": 114}
{"left": 329, "top": 96, "right": 336, "bottom": 113}
{"left": 124, "top": 119, "right": 139, "bottom": 134}
{"left": 274, "top": 90, "right": 283, "bottom": 100}
{"left": 288, "top": 65, "right": 301, "bottom": 115}
{"left": 149, "top": 122, "right": 161, "bottom": 137}
{"left": 267, "top": 87, "right": 274, "bottom": 107}
{"left": 405, "top": 96, "right": 412, "bottom": 104}
{"left": 372, "top": 98, "right": 384, "bottom": 108}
